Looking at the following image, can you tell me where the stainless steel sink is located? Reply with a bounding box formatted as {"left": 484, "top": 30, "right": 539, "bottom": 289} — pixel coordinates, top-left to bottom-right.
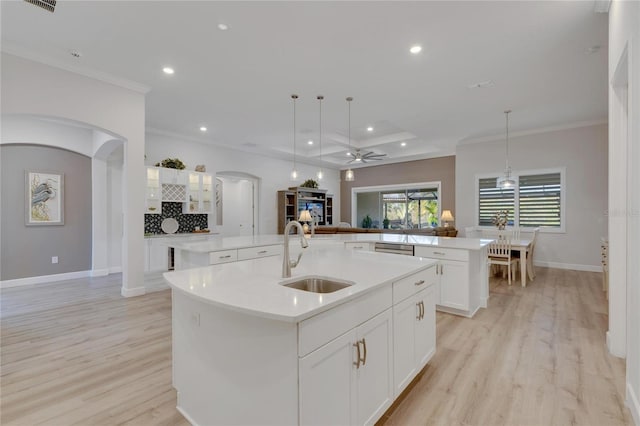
{"left": 280, "top": 276, "right": 354, "bottom": 294}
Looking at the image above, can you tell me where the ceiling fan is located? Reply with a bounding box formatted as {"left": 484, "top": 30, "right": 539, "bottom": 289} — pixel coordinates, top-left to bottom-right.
{"left": 347, "top": 149, "right": 387, "bottom": 164}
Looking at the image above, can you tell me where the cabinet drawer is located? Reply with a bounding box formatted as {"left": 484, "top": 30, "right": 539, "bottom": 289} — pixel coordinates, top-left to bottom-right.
{"left": 237, "top": 244, "right": 281, "bottom": 261}
{"left": 414, "top": 246, "right": 468, "bottom": 262}
{"left": 298, "top": 285, "right": 392, "bottom": 357}
{"left": 209, "top": 249, "right": 238, "bottom": 264}
{"left": 392, "top": 266, "right": 437, "bottom": 304}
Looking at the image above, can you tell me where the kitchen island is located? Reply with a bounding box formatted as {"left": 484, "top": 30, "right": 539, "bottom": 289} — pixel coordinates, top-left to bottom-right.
{"left": 164, "top": 247, "right": 438, "bottom": 426}
{"left": 167, "top": 233, "right": 491, "bottom": 318}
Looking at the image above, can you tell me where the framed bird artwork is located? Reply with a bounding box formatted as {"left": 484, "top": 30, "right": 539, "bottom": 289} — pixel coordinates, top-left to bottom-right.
{"left": 25, "top": 170, "right": 64, "bottom": 226}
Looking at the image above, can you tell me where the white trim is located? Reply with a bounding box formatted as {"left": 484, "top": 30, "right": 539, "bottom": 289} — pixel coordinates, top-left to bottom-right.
{"left": 0, "top": 270, "right": 90, "bottom": 288}
{"left": 91, "top": 268, "right": 110, "bottom": 277}
{"left": 121, "top": 286, "right": 146, "bottom": 298}
{"left": 1, "top": 43, "right": 150, "bottom": 94}
{"left": 109, "top": 266, "right": 123, "bottom": 274}
{"left": 627, "top": 383, "right": 640, "bottom": 426}
{"left": 533, "top": 261, "right": 601, "bottom": 273}
{"left": 459, "top": 119, "right": 608, "bottom": 145}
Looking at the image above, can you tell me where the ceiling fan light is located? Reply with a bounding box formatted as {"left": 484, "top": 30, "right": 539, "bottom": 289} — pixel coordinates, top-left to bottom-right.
{"left": 345, "top": 169, "right": 355, "bottom": 181}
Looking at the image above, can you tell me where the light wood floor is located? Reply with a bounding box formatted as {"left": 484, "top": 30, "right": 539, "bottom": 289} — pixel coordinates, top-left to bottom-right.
{"left": 1, "top": 268, "right": 632, "bottom": 425}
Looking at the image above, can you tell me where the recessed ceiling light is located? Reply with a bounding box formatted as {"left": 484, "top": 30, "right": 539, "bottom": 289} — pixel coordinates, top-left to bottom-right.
{"left": 367, "top": 126, "right": 374, "bottom": 132}
{"left": 346, "top": 153, "right": 351, "bottom": 157}
{"left": 401, "top": 142, "right": 407, "bottom": 147}
{"left": 163, "top": 67, "right": 175, "bottom": 75}
{"left": 200, "top": 126, "right": 207, "bottom": 132}
{"left": 70, "top": 50, "right": 82, "bottom": 58}
{"left": 308, "top": 140, "right": 314, "bottom": 145}
{"left": 409, "top": 45, "right": 422, "bottom": 54}
{"left": 218, "top": 23, "right": 229, "bottom": 31}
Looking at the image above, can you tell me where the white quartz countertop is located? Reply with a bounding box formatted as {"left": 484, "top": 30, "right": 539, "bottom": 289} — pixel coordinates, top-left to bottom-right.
{"left": 166, "top": 233, "right": 492, "bottom": 252}
{"left": 167, "top": 235, "right": 285, "bottom": 251}
{"left": 163, "top": 246, "right": 437, "bottom": 323}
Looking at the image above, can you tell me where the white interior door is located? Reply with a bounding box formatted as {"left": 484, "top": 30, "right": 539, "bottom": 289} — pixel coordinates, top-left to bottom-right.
{"left": 217, "top": 175, "right": 257, "bottom": 237}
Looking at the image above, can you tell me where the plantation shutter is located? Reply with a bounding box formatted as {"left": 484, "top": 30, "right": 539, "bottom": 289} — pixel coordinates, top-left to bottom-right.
{"left": 478, "top": 177, "right": 515, "bottom": 226}
{"left": 518, "top": 172, "right": 561, "bottom": 228}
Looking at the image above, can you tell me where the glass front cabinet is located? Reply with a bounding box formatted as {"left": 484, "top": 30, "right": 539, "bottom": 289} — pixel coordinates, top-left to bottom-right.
{"left": 184, "top": 172, "right": 214, "bottom": 214}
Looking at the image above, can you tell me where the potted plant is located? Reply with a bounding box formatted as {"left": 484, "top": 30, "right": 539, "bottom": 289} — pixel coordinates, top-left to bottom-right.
{"left": 155, "top": 157, "right": 186, "bottom": 170}
{"left": 383, "top": 217, "right": 390, "bottom": 229}
{"left": 300, "top": 179, "right": 319, "bottom": 189}
{"left": 362, "top": 214, "right": 372, "bottom": 229}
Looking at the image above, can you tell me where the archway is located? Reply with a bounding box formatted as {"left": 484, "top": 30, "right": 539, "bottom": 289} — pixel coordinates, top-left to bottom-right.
{"left": 215, "top": 171, "right": 261, "bottom": 237}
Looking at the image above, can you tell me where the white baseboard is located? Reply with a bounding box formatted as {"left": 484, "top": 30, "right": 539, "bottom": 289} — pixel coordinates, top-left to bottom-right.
{"left": 121, "top": 286, "right": 146, "bottom": 298}
{"left": 534, "top": 260, "right": 601, "bottom": 273}
{"left": 108, "top": 266, "right": 122, "bottom": 274}
{"left": 91, "top": 268, "right": 109, "bottom": 277}
{"left": 628, "top": 382, "right": 640, "bottom": 426}
{"left": 1, "top": 270, "right": 91, "bottom": 288}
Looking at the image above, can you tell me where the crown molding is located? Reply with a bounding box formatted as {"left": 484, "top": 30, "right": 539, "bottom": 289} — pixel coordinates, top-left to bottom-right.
{"left": 457, "top": 119, "right": 608, "bottom": 145}
{"left": 1, "top": 42, "right": 151, "bottom": 94}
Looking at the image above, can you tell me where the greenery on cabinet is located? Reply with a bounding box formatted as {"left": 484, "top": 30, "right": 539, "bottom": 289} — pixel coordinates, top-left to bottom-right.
{"left": 300, "top": 179, "right": 319, "bottom": 189}
{"left": 155, "top": 157, "right": 186, "bottom": 170}
{"left": 362, "top": 214, "right": 373, "bottom": 229}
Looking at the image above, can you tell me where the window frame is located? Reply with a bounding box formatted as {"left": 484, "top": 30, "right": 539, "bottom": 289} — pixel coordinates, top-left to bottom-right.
{"left": 351, "top": 181, "right": 441, "bottom": 229}
{"left": 475, "top": 167, "right": 566, "bottom": 234}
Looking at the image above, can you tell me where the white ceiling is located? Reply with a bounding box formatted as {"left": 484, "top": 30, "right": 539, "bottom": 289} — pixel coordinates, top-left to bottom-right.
{"left": 1, "top": 1, "right": 608, "bottom": 170}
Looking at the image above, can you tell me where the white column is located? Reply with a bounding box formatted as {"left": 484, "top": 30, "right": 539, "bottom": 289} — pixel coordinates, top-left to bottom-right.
{"left": 91, "top": 158, "right": 109, "bottom": 276}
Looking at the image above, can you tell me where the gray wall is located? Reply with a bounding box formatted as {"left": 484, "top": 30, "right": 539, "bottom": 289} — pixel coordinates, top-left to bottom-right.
{"left": 455, "top": 124, "right": 607, "bottom": 269}
{"left": 1, "top": 144, "right": 92, "bottom": 280}
{"left": 341, "top": 156, "right": 456, "bottom": 225}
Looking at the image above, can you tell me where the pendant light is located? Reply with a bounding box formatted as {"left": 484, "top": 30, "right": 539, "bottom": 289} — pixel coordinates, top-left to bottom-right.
{"left": 496, "top": 109, "right": 516, "bottom": 189}
{"left": 316, "top": 95, "right": 324, "bottom": 181}
{"left": 290, "top": 94, "right": 299, "bottom": 181}
{"left": 345, "top": 97, "right": 355, "bottom": 182}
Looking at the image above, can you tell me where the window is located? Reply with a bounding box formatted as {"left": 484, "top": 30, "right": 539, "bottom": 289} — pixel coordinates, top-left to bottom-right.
{"left": 477, "top": 169, "right": 564, "bottom": 231}
{"left": 352, "top": 182, "right": 440, "bottom": 229}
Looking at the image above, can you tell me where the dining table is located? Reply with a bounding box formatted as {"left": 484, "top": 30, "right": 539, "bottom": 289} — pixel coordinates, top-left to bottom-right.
{"left": 509, "top": 238, "right": 533, "bottom": 287}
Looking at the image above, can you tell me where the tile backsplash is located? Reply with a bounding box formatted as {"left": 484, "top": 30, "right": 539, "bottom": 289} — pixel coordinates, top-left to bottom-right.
{"left": 145, "top": 202, "right": 208, "bottom": 234}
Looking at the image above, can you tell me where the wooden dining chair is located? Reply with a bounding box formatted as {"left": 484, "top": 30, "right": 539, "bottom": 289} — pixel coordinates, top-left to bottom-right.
{"left": 487, "top": 234, "right": 520, "bottom": 286}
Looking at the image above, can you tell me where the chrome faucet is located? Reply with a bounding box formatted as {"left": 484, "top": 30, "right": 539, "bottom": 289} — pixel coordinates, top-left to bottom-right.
{"left": 282, "top": 221, "right": 309, "bottom": 278}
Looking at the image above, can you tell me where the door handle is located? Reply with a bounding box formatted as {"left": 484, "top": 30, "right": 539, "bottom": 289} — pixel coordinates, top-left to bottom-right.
{"left": 361, "top": 338, "right": 367, "bottom": 366}
{"left": 353, "top": 342, "right": 361, "bottom": 369}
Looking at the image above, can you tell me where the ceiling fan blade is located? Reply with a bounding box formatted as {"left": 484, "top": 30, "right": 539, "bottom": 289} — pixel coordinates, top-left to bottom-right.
{"left": 362, "top": 152, "right": 387, "bottom": 159}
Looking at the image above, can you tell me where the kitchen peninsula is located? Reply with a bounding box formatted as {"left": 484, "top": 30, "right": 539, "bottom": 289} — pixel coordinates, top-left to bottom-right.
{"left": 164, "top": 246, "right": 438, "bottom": 425}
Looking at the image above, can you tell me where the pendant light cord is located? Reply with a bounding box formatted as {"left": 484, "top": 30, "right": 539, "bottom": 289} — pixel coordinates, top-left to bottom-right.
{"left": 292, "top": 94, "right": 298, "bottom": 170}
{"left": 504, "top": 109, "right": 511, "bottom": 170}
{"left": 347, "top": 97, "right": 353, "bottom": 150}
{"left": 318, "top": 95, "right": 323, "bottom": 162}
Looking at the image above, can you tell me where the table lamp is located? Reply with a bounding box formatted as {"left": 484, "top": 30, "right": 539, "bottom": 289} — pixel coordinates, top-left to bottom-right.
{"left": 441, "top": 210, "right": 454, "bottom": 228}
{"left": 298, "top": 210, "right": 312, "bottom": 233}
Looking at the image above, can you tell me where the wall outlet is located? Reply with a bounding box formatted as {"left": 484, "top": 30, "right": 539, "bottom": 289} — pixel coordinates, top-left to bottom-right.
{"left": 190, "top": 312, "right": 200, "bottom": 327}
{"left": 51, "top": 256, "right": 58, "bottom": 264}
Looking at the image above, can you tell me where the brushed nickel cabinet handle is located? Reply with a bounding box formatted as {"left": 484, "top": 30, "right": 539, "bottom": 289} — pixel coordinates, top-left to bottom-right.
{"left": 258, "top": 250, "right": 268, "bottom": 254}
{"left": 219, "top": 255, "right": 232, "bottom": 259}
{"left": 433, "top": 251, "right": 446, "bottom": 255}
{"left": 416, "top": 302, "right": 421, "bottom": 320}
{"left": 441, "top": 264, "right": 444, "bottom": 274}
{"left": 421, "top": 301, "right": 425, "bottom": 320}
{"left": 352, "top": 246, "right": 364, "bottom": 249}
{"left": 361, "top": 338, "right": 367, "bottom": 366}
{"left": 353, "top": 342, "right": 361, "bottom": 368}
{"left": 414, "top": 279, "right": 425, "bottom": 286}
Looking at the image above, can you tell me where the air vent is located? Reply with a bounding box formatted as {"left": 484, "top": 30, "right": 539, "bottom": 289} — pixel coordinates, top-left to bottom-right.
{"left": 23, "top": 0, "right": 56, "bottom": 13}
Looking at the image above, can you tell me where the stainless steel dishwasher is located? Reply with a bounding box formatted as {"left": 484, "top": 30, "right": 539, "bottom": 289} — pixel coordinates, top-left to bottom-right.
{"left": 374, "top": 242, "right": 414, "bottom": 256}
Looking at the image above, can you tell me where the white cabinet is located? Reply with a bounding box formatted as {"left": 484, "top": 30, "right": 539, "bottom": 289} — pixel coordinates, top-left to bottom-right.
{"left": 144, "top": 238, "right": 169, "bottom": 272}
{"left": 437, "top": 260, "right": 469, "bottom": 310}
{"left": 299, "top": 309, "right": 393, "bottom": 426}
{"left": 160, "top": 167, "right": 187, "bottom": 185}
{"left": 415, "top": 246, "right": 484, "bottom": 317}
{"left": 145, "top": 167, "right": 161, "bottom": 214}
{"left": 392, "top": 267, "right": 437, "bottom": 396}
{"left": 184, "top": 172, "right": 214, "bottom": 214}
